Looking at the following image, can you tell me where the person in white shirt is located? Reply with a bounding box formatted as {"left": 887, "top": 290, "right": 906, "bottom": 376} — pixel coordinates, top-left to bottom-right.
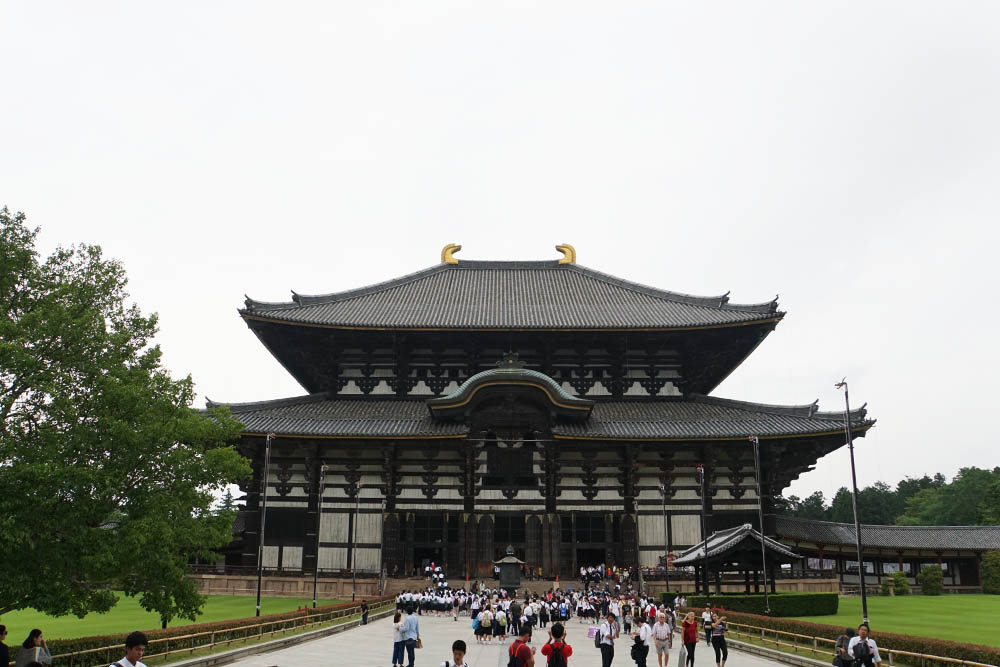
{"left": 701, "top": 608, "right": 713, "bottom": 646}
{"left": 110, "top": 632, "right": 148, "bottom": 667}
{"left": 599, "top": 612, "right": 619, "bottom": 667}
{"left": 651, "top": 612, "right": 672, "bottom": 667}
{"left": 847, "top": 624, "right": 882, "bottom": 666}
{"left": 633, "top": 616, "right": 652, "bottom": 667}
{"left": 441, "top": 639, "right": 469, "bottom": 667}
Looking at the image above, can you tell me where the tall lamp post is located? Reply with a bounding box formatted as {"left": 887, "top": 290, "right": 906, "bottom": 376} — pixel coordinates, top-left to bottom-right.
{"left": 836, "top": 378, "right": 870, "bottom": 624}
{"left": 312, "top": 464, "right": 327, "bottom": 608}
{"left": 696, "top": 464, "right": 710, "bottom": 598}
{"left": 658, "top": 480, "right": 671, "bottom": 595}
{"left": 748, "top": 436, "right": 771, "bottom": 615}
{"left": 351, "top": 481, "right": 361, "bottom": 602}
{"left": 255, "top": 432, "right": 275, "bottom": 617}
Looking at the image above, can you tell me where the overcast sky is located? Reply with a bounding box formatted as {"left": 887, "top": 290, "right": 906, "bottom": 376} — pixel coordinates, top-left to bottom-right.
{"left": 3, "top": 2, "right": 998, "bottom": 502}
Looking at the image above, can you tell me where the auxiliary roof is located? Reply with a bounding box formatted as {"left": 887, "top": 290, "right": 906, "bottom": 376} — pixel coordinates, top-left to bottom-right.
{"left": 208, "top": 393, "right": 871, "bottom": 441}
{"left": 241, "top": 260, "right": 782, "bottom": 330}
{"left": 775, "top": 517, "right": 1000, "bottom": 551}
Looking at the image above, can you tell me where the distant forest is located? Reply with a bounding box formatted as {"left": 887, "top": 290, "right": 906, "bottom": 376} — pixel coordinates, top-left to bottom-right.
{"left": 777, "top": 466, "right": 1000, "bottom": 526}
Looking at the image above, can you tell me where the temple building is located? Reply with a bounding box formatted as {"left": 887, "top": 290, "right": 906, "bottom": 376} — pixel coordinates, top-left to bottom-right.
{"left": 216, "top": 244, "right": 873, "bottom": 581}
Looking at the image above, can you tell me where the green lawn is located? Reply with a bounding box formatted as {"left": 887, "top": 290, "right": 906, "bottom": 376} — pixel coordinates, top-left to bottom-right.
{"left": 0, "top": 594, "right": 342, "bottom": 641}
{"left": 792, "top": 595, "right": 1000, "bottom": 647}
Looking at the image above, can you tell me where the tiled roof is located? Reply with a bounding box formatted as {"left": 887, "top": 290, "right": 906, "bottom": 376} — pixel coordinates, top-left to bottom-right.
{"left": 672, "top": 523, "right": 800, "bottom": 565}
{"left": 207, "top": 393, "right": 870, "bottom": 440}
{"left": 775, "top": 517, "right": 1000, "bottom": 551}
{"left": 241, "top": 261, "right": 781, "bottom": 330}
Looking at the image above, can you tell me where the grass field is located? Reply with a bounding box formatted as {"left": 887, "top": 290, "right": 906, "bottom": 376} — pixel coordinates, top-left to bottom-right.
{"left": 0, "top": 594, "right": 343, "bottom": 641}
{"left": 792, "top": 595, "right": 1000, "bottom": 647}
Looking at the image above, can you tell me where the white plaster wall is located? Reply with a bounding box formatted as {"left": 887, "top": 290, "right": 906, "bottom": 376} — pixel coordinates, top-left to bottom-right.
{"left": 319, "top": 547, "right": 348, "bottom": 570}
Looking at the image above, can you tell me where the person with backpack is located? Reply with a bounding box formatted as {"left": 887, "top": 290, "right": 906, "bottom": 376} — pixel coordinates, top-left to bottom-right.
{"left": 597, "top": 611, "right": 619, "bottom": 667}
{"left": 834, "top": 627, "right": 856, "bottom": 667}
{"left": 509, "top": 626, "right": 536, "bottom": 667}
{"left": 847, "top": 624, "right": 882, "bottom": 667}
{"left": 542, "top": 623, "right": 573, "bottom": 667}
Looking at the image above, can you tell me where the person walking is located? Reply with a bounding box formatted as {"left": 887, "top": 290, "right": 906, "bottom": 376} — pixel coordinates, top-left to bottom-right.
{"left": 541, "top": 623, "right": 573, "bottom": 666}
{"left": 441, "top": 639, "right": 469, "bottom": 667}
{"left": 402, "top": 605, "right": 421, "bottom": 667}
{"left": 847, "top": 624, "right": 882, "bottom": 667}
{"left": 651, "top": 612, "right": 672, "bottom": 667}
{"left": 700, "top": 608, "right": 713, "bottom": 646}
{"left": 709, "top": 614, "right": 728, "bottom": 667}
{"left": 0, "top": 626, "right": 9, "bottom": 667}
{"left": 681, "top": 613, "right": 698, "bottom": 667}
{"left": 599, "top": 612, "right": 619, "bottom": 667}
{"left": 361, "top": 599, "right": 370, "bottom": 625}
{"left": 14, "top": 630, "right": 51, "bottom": 667}
{"left": 834, "top": 628, "right": 855, "bottom": 667}
{"left": 109, "top": 631, "right": 148, "bottom": 667}
{"left": 392, "top": 610, "right": 407, "bottom": 667}
{"left": 631, "top": 615, "right": 652, "bottom": 667}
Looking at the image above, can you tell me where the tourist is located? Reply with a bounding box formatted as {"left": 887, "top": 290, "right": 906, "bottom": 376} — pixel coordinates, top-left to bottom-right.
{"left": 651, "top": 612, "right": 672, "bottom": 667}
{"left": 109, "top": 631, "right": 148, "bottom": 667}
{"left": 510, "top": 627, "right": 536, "bottom": 667}
{"left": 392, "top": 610, "right": 406, "bottom": 667}
{"left": 598, "top": 612, "right": 619, "bottom": 667}
{"left": 402, "top": 605, "right": 420, "bottom": 667}
{"left": 681, "top": 612, "right": 698, "bottom": 667}
{"left": 847, "top": 624, "right": 882, "bottom": 667}
{"left": 631, "top": 614, "right": 651, "bottom": 667}
{"left": 0, "top": 626, "right": 9, "bottom": 667}
{"left": 14, "top": 630, "right": 51, "bottom": 667}
{"left": 541, "top": 623, "right": 573, "bottom": 666}
{"left": 361, "top": 599, "right": 369, "bottom": 625}
{"left": 709, "top": 613, "right": 728, "bottom": 667}
{"left": 701, "top": 607, "right": 713, "bottom": 646}
{"left": 441, "top": 639, "right": 468, "bottom": 667}
{"left": 834, "top": 627, "right": 856, "bottom": 667}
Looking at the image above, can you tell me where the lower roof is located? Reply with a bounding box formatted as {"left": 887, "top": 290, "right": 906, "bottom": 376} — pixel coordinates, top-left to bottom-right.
{"left": 208, "top": 393, "right": 872, "bottom": 441}
{"left": 775, "top": 517, "right": 1000, "bottom": 551}
{"left": 672, "top": 523, "right": 800, "bottom": 565}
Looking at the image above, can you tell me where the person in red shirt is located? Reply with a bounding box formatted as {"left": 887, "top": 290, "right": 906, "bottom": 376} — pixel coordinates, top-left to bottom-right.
{"left": 510, "top": 626, "right": 536, "bottom": 667}
{"left": 681, "top": 612, "right": 698, "bottom": 667}
{"left": 540, "top": 623, "right": 573, "bottom": 665}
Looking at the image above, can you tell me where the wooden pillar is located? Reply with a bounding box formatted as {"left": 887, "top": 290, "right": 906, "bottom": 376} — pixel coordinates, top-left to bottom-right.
{"left": 714, "top": 569, "right": 722, "bottom": 594}
{"left": 442, "top": 512, "right": 450, "bottom": 571}
{"left": 303, "top": 448, "right": 321, "bottom": 575}
{"left": 571, "top": 512, "right": 578, "bottom": 575}
{"left": 769, "top": 566, "right": 777, "bottom": 593}
{"left": 744, "top": 570, "right": 751, "bottom": 593}
{"left": 753, "top": 568, "right": 759, "bottom": 593}
{"left": 404, "top": 512, "right": 415, "bottom": 575}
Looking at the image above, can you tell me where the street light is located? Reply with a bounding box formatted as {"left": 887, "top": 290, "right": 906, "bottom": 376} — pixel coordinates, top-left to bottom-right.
{"left": 658, "top": 480, "right": 672, "bottom": 595}
{"left": 312, "top": 464, "right": 327, "bottom": 608}
{"left": 255, "top": 432, "right": 275, "bottom": 617}
{"left": 835, "top": 378, "right": 870, "bottom": 625}
{"left": 696, "top": 464, "right": 710, "bottom": 598}
{"left": 748, "top": 435, "right": 771, "bottom": 615}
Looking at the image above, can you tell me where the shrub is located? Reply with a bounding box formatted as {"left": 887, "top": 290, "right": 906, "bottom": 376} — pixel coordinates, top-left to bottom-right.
{"left": 983, "top": 551, "right": 1000, "bottom": 594}
{"left": 880, "top": 577, "right": 893, "bottom": 596}
{"left": 676, "top": 593, "right": 837, "bottom": 617}
{"left": 687, "top": 609, "right": 1000, "bottom": 667}
{"left": 42, "top": 596, "right": 392, "bottom": 667}
{"left": 917, "top": 564, "right": 943, "bottom": 595}
{"left": 891, "top": 570, "right": 910, "bottom": 595}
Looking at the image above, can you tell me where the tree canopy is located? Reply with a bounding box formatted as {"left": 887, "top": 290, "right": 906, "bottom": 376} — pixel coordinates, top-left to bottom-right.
{"left": 0, "top": 207, "right": 249, "bottom": 620}
{"left": 779, "top": 469, "right": 1000, "bottom": 527}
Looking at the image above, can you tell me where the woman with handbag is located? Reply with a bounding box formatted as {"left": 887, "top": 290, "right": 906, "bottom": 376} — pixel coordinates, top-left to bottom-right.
{"left": 835, "top": 628, "right": 856, "bottom": 667}
{"left": 14, "top": 630, "right": 51, "bottom": 667}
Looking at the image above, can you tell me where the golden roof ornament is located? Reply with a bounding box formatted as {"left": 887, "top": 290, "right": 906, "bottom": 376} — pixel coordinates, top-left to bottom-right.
{"left": 555, "top": 243, "right": 576, "bottom": 264}
{"left": 441, "top": 243, "right": 462, "bottom": 264}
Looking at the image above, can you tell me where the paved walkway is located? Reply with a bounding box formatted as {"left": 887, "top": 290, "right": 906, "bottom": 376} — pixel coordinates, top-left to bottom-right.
{"left": 224, "top": 612, "right": 788, "bottom": 667}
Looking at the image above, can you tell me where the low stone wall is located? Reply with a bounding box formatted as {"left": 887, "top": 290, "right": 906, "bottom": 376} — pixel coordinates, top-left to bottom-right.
{"left": 188, "top": 574, "right": 379, "bottom": 599}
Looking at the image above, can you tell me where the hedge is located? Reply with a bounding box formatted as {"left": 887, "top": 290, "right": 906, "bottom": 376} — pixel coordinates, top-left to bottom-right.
{"left": 669, "top": 593, "right": 838, "bottom": 617}
{"left": 43, "top": 596, "right": 392, "bottom": 667}
{"left": 677, "top": 608, "right": 1000, "bottom": 667}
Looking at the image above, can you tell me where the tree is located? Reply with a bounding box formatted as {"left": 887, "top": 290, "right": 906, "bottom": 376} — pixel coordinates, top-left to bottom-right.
{"left": 218, "top": 488, "right": 238, "bottom": 513}
{"left": 980, "top": 478, "right": 1000, "bottom": 525}
{"left": 828, "top": 487, "right": 855, "bottom": 524}
{"left": 897, "top": 467, "right": 1000, "bottom": 526}
{"left": 857, "top": 481, "right": 900, "bottom": 525}
{"left": 0, "top": 208, "right": 249, "bottom": 621}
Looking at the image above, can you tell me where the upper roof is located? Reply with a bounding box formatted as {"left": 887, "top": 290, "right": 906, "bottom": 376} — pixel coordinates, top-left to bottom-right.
{"left": 672, "top": 523, "right": 800, "bottom": 565}
{"left": 207, "top": 392, "right": 871, "bottom": 441}
{"left": 241, "top": 260, "right": 782, "bottom": 330}
{"left": 775, "top": 517, "right": 1000, "bottom": 551}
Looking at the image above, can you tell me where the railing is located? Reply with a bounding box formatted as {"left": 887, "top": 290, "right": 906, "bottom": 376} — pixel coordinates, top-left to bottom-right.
{"left": 641, "top": 569, "right": 834, "bottom": 582}
{"left": 44, "top": 598, "right": 394, "bottom": 667}
{"left": 188, "top": 565, "right": 380, "bottom": 578}
{"left": 720, "top": 618, "right": 995, "bottom": 667}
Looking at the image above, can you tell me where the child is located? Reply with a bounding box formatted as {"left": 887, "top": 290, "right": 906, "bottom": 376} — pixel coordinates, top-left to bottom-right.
{"left": 441, "top": 639, "right": 469, "bottom": 667}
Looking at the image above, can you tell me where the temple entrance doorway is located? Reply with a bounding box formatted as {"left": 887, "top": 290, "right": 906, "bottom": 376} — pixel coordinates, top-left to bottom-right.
{"left": 414, "top": 547, "right": 443, "bottom": 573}
{"left": 576, "top": 548, "right": 605, "bottom": 567}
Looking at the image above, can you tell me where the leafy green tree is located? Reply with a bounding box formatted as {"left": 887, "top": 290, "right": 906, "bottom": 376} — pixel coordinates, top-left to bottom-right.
{"left": 218, "top": 488, "right": 238, "bottom": 513}
{"left": 828, "top": 487, "right": 855, "bottom": 523}
{"left": 897, "top": 468, "right": 1000, "bottom": 526}
{"left": 980, "top": 478, "right": 1000, "bottom": 525}
{"left": 857, "top": 481, "right": 900, "bottom": 525}
{"left": 0, "top": 208, "right": 249, "bottom": 621}
{"left": 917, "top": 564, "right": 943, "bottom": 595}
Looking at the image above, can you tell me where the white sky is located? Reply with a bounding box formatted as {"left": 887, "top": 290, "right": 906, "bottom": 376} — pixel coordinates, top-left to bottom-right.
{"left": 2, "top": 2, "right": 998, "bottom": 502}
